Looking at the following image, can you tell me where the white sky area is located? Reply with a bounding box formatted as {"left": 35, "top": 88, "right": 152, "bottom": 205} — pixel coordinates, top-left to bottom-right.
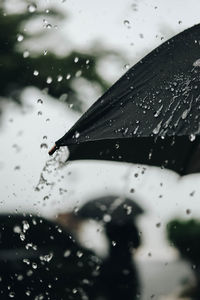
{"left": 1, "top": 0, "right": 200, "bottom": 263}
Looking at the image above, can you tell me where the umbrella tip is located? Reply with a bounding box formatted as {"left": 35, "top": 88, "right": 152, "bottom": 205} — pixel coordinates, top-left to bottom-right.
{"left": 48, "top": 144, "right": 59, "bottom": 156}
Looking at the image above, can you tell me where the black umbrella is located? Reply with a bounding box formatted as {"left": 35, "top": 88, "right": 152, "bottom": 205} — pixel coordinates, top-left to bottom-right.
{"left": 77, "top": 196, "right": 143, "bottom": 225}
{"left": 49, "top": 24, "right": 200, "bottom": 175}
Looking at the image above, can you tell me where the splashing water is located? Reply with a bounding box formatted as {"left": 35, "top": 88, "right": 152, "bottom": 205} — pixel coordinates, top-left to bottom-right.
{"left": 35, "top": 147, "right": 69, "bottom": 193}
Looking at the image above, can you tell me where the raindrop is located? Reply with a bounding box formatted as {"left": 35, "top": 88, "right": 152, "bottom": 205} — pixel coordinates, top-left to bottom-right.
{"left": 46, "top": 118, "right": 50, "bottom": 122}
{"left": 46, "top": 76, "right": 52, "bottom": 84}
{"left": 40, "top": 143, "right": 48, "bottom": 149}
{"left": 14, "top": 165, "right": 20, "bottom": 170}
{"left": 86, "top": 59, "right": 90, "bottom": 64}
{"left": 26, "top": 290, "right": 31, "bottom": 296}
{"left": 37, "top": 111, "right": 42, "bottom": 116}
{"left": 17, "top": 34, "right": 24, "bottom": 42}
{"left": 178, "top": 20, "right": 182, "bottom": 24}
{"left": 130, "top": 188, "right": 135, "bottom": 193}
{"left": 46, "top": 24, "right": 52, "bottom": 29}
{"left": 57, "top": 75, "right": 63, "bottom": 82}
{"left": 23, "top": 50, "right": 30, "bottom": 58}
{"left": 72, "top": 289, "right": 78, "bottom": 294}
{"left": 43, "top": 49, "right": 48, "bottom": 55}
{"left": 112, "top": 241, "right": 116, "bottom": 247}
{"left": 28, "top": 3, "right": 37, "bottom": 13}
{"left": 17, "top": 274, "right": 23, "bottom": 281}
{"left": 32, "top": 262, "right": 37, "bottom": 269}
{"left": 75, "top": 70, "right": 82, "bottom": 77}
{"left": 124, "top": 64, "right": 130, "bottom": 70}
{"left": 190, "top": 190, "right": 195, "bottom": 196}
{"left": 66, "top": 74, "right": 71, "bottom": 80}
{"left": 64, "top": 249, "right": 71, "bottom": 257}
{"left": 74, "top": 57, "right": 79, "bottom": 63}
{"left": 189, "top": 134, "right": 196, "bottom": 142}
{"left": 156, "top": 223, "right": 161, "bottom": 228}
{"left": 37, "top": 99, "right": 43, "bottom": 104}
{"left": 123, "top": 20, "right": 130, "bottom": 27}
{"left": 13, "top": 225, "right": 21, "bottom": 233}
{"left": 186, "top": 209, "right": 191, "bottom": 215}
{"left": 74, "top": 131, "right": 80, "bottom": 138}
{"left": 43, "top": 195, "right": 49, "bottom": 200}
{"left": 153, "top": 121, "right": 162, "bottom": 135}
{"left": 103, "top": 214, "right": 111, "bottom": 222}
{"left": 9, "top": 292, "right": 15, "bottom": 298}
{"left": 77, "top": 251, "right": 83, "bottom": 258}
{"left": 43, "top": 135, "right": 47, "bottom": 139}
{"left": 20, "top": 233, "right": 25, "bottom": 241}
{"left": 154, "top": 104, "right": 163, "bottom": 118}
{"left": 193, "top": 59, "right": 200, "bottom": 67}
{"left": 33, "top": 70, "right": 39, "bottom": 76}
{"left": 23, "top": 220, "right": 30, "bottom": 232}
{"left": 23, "top": 259, "right": 30, "bottom": 265}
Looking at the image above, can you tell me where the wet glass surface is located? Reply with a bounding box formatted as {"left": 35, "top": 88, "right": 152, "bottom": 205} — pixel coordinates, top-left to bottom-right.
{"left": 1, "top": 1, "right": 200, "bottom": 299}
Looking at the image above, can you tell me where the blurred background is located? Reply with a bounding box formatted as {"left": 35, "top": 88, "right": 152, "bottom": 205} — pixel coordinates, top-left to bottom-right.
{"left": 1, "top": 0, "right": 200, "bottom": 299}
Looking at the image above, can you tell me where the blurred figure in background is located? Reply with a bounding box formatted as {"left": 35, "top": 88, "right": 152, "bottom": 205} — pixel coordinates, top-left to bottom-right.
{"left": 73, "top": 195, "right": 143, "bottom": 300}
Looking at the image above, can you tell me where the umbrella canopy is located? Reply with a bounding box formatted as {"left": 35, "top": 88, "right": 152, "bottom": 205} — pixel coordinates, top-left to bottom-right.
{"left": 77, "top": 196, "right": 144, "bottom": 225}
{"left": 49, "top": 24, "right": 200, "bottom": 175}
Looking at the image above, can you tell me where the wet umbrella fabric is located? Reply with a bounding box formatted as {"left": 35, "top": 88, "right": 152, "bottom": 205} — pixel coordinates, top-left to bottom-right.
{"left": 77, "top": 196, "right": 143, "bottom": 225}
{"left": 50, "top": 24, "right": 200, "bottom": 175}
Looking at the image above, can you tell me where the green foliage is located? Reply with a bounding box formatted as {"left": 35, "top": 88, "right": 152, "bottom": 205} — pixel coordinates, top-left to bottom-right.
{"left": 0, "top": 1, "right": 117, "bottom": 111}
{"left": 167, "top": 219, "right": 200, "bottom": 263}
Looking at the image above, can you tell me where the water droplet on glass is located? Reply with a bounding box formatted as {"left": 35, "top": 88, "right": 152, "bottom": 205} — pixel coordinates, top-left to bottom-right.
{"left": 130, "top": 188, "right": 135, "bottom": 193}
{"left": 193, "top": 59, "right": 200, "bottom": 67}
{"left": 77, "top": 251, "right": 83, "bottom": 258}
{"left": 46, "top": 76, "right": 52, "bottom": 84}
{"left": 40, "top": 143, "right": 48, "bottom": 149}
{"left": 9, "top": 292, "right": 15, "bottom": 298}
{"left": 156, "top": 222, "right": 161, "bottom": 228}
{"left": 186, "top": 209, "right": 191, "bottom": 215}
{"left": 23, "top": 50, "right": 30, "bottom": 58}
{"left": 46, "top": 23, "right": 52, "bottom": 29}
{"left": 124, "top": 64, "right": 130, "bottom": 70}
{"left": 64, "top": 249, "right": 71, "bottom": 257}
{"left": 189, "top": 134, "right": 196, "bottom": 142}
{"left": 124, "top": 20, "right": 130, "bottom": 26}
{"left": 112, "top": 241, "right": 116, "bottom": 247}
{"left": 33, "top": 70, "right": 39, "bottom": 76}
{"left": 57, "top": 75, "right": 63, "bottom": 82}
{"left": 74, "top": 131, "right": 80, "bottom": 138}
{"left": 17, "top": 34, "right": 24, "bottom": 42}
{"left": 32, "top": 262, "right": 37, "bottom": 269}
{"left": 27, "top": 3, "right": 37, "bottom": 13}
{"left": 66, "top": 74, "right": 71, "bottom": 80}
{"left": 153, "top": 121, "right": 162, "bottom": 135}
{"left": 103, "top": 214, "right": 111, "bottom": 223}
{"left": 37, "top": 111, "right": 42, "bottom": 116}
{"left": 20, "top": 232, "right": 25, "bottom": 241}
{"left": 43, "top": 49, "right": 48, "bottom": 55}
{"left": 37, "top": 99, "right": 43, "bottom": 104}
{"left": 74, "top": 57, "right": 79, "bottom": 63}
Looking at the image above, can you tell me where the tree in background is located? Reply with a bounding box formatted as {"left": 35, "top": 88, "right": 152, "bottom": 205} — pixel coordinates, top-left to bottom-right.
{"left": 0, "top": 0, "right": 122, "bottom": 112}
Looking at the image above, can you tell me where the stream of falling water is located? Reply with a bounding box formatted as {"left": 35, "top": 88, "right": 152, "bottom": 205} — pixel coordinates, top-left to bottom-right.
{"left": 34, "top": 147, "right": 70, "bottom": 212}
